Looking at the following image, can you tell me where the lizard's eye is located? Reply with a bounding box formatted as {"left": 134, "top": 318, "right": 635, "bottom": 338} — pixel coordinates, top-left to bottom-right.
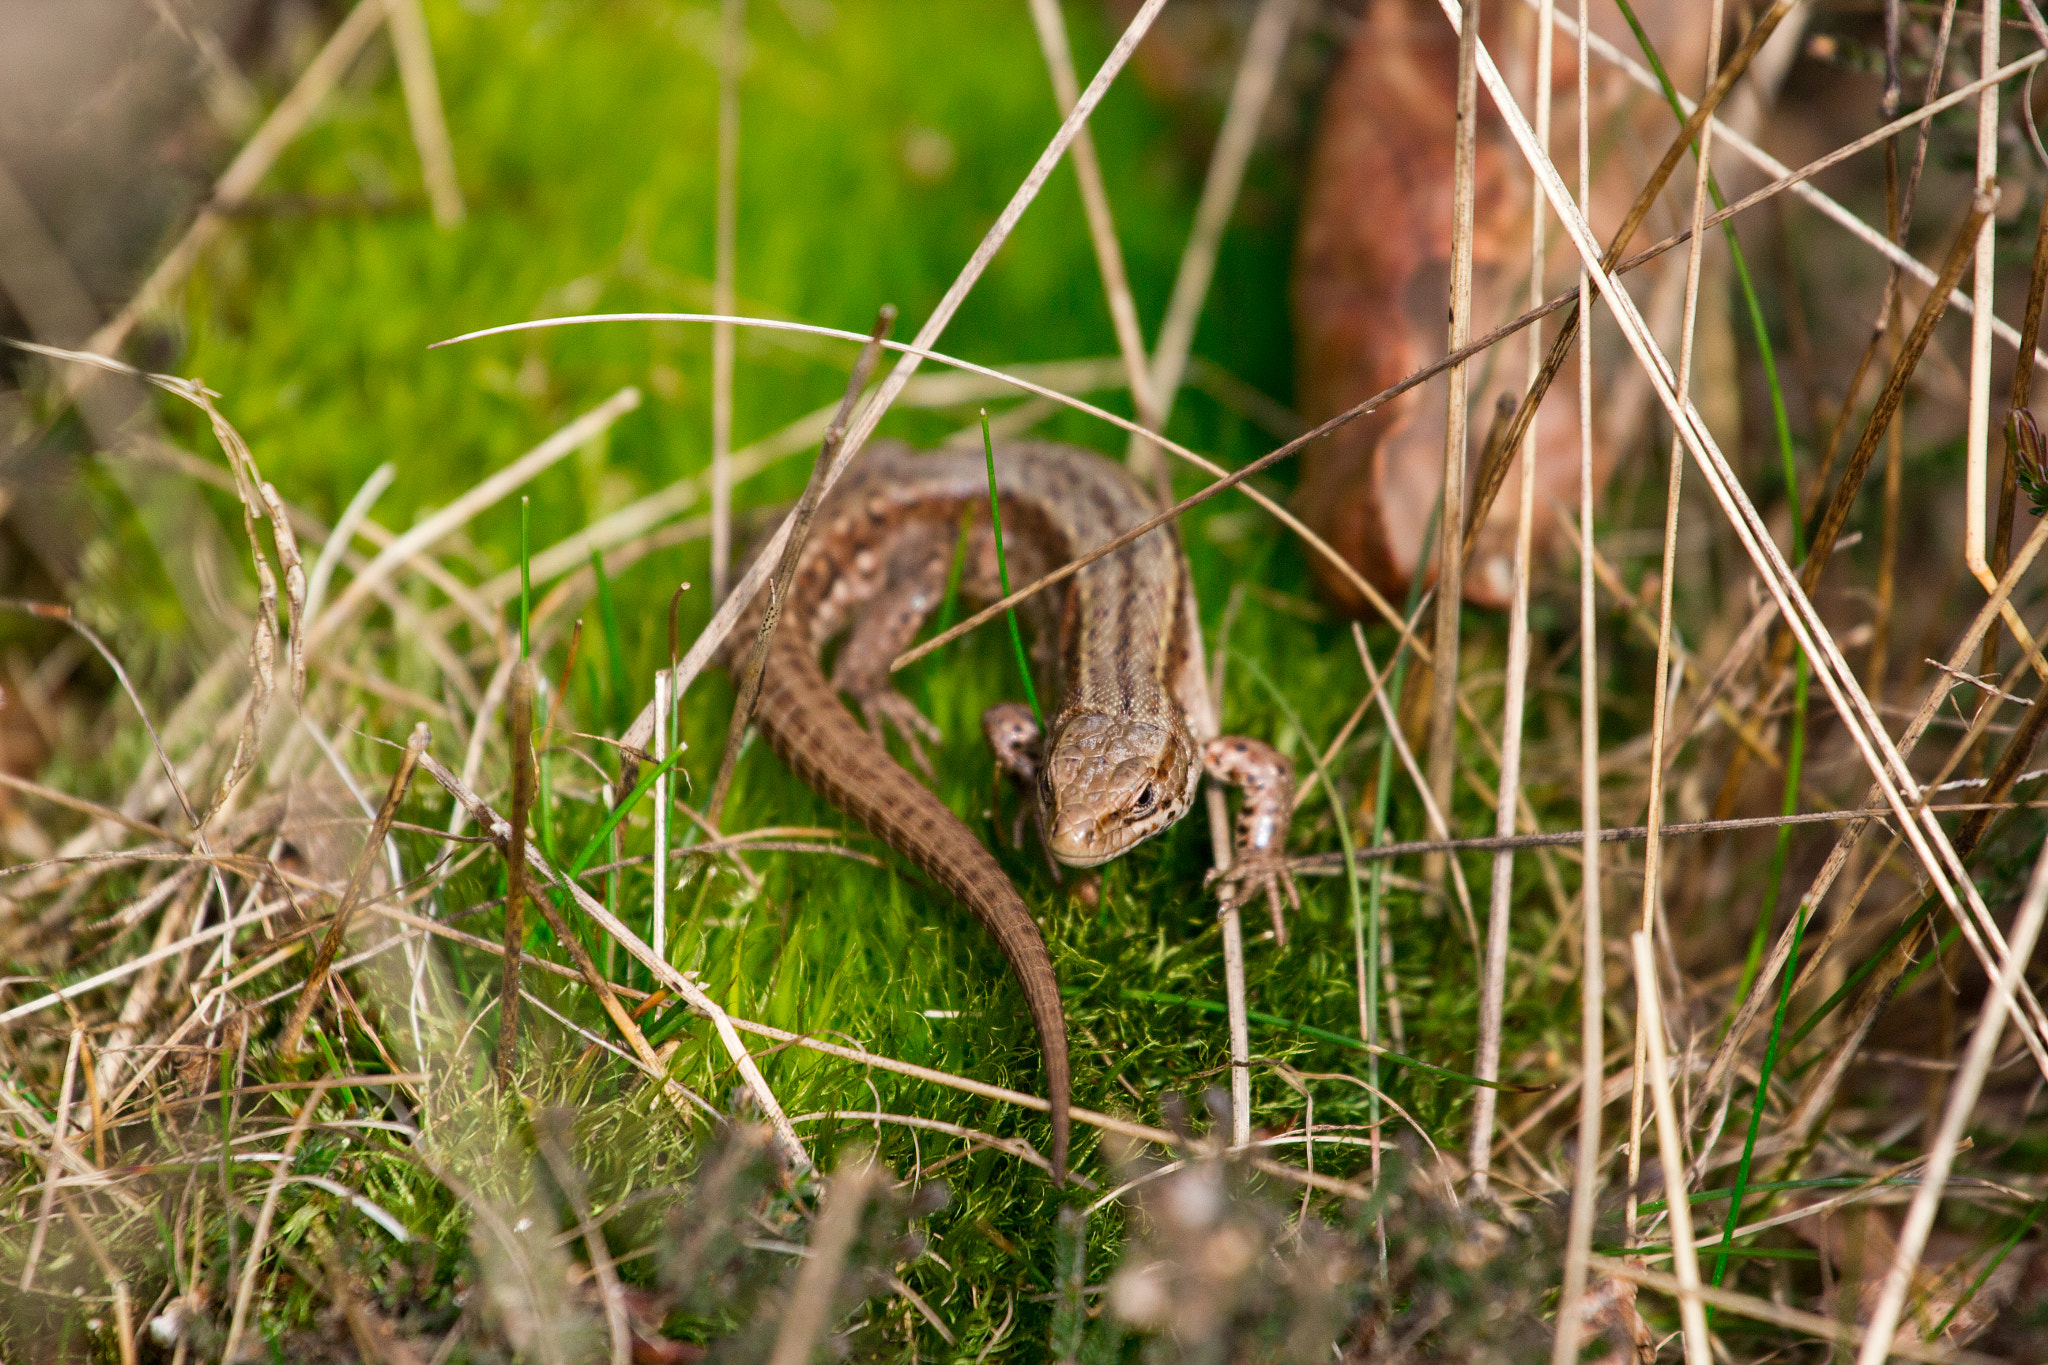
{"left": 1131, "top": 784, "right": 1157, "bottom": 815}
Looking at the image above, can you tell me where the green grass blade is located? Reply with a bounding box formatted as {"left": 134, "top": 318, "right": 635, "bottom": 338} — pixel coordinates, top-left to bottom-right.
{"left": 983, "top": 409, "right": 1044, "bottom": 728}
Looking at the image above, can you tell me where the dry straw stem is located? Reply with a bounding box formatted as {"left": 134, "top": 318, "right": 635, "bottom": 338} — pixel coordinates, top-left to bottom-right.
{"left": 1468, "top": 0, "right": 1558, "bottom": 1191}
{"left": 80, "top": 0, "right": 389, "bottom": 365}
{"left": 1854, "top": 830, "right": 2048, "bottom": 1361}
{"left": 1630, "top": 931, "right": 1711, "bottom": 1365}
{"left": 1962, "top": 0, "right": 2003, "bottom": 582}
{"left": 705, "top": 307, "right": 894, "bottom": 827}
{"left": 1550, "top": 0, "right": 1602, "bottom": 1353}
{"left": 385, "top": 0, "right": 465, "bottom": 227}
{"left": 1588, "top": 1257, "right": 1994, "bottom": 1365}
{"left": 1629, "top": 0, "right": 1724, "bottom": 1239}
{"left": 1425, "top": 0, "right": 1483, "bottom": 902}
{"left": 277, "top": 722, "right": 428, "bottom": 1058}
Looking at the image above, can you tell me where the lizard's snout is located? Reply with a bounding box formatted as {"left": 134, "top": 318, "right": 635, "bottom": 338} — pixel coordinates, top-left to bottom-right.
{"left": 1045, "top": 810, "right": 1117, "bottom": 868}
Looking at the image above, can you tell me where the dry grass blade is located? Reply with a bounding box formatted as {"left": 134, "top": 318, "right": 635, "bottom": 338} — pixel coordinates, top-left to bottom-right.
{"left": 310, "top": 386, "right": 642, "bottom": 648}
{"left": 220, "top": 1080, "right": 342, "bottom": 1364}
{"left": 1631, "top": 932, "right": 1710, "bottom": 1365}
{"left": 1426, "top": 0, "right": 1482, "bottom": 899}
{"left": 19, "top": 1028, "right": 81, "bottom": 1292}
{"left": 705, "top": 306, "right": 894, "bottom": 826}
{"left": 1026, "top": 0, "right": 1159, "bottom": 437}
{"left": 278, "top": 722, "right": 429, "bottom": 1058}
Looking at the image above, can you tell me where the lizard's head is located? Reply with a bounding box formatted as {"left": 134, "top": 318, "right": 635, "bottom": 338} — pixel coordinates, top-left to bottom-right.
{"left": 1040, "top": 710, "right": 1198, "bottom": 867}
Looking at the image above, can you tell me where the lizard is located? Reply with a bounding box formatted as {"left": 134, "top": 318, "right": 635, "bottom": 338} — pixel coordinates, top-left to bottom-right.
{"left": 724, "top": 438, "right": 1299, "bottom": 1182}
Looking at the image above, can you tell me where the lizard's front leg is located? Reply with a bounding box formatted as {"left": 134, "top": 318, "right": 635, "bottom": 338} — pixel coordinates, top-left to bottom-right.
{"left": 1202, "top": 736, "right": 1301, "bottom": 946}
{"left": 982, "top": 702, "right": 1047, "bottom": 857}
{"left": 829, "top": 526, "right": 953, "bottom": 774}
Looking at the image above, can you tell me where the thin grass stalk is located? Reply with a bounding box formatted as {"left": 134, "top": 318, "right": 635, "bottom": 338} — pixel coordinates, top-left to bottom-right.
{"left": 1204, "top": 601, "right": 1256, "bottom": 1149}
{"left": 500, "top": 662, "right": 536, "bottom": 1091}
{"left": 1551, "top": 0, "right": 1602, "bottom": 1343}
{"left": 1985, "top": 190, "right": 2048, "bottom": 680}
{"left": 709, "top": 0, "right": 745, "bottom": 602}
{"left": 220, "top": 1082, "right": 335, "bottom": 1364}
{"left": 1426, "top": 0, "right": 1483, "bottom": 900}
{"left": 1626, "top": 0, "right": 1721, "bottom": 1243}
{"left": 651, "top": 667, "right": 668, "bottom": 972}
{"left": 18, "top": 1029, "right": 80, "bottom": 1292}
{"left": 1874, "top": 151, "right": 1907, "bottom": 707}
{"left": 1855, "top": 838, "right": 2048, "bottom": 1364}
{"left": 1631, "top": 932, "right": 1712, "bottom": 1365}
{"left": 279, "top": 723, "right": 428, "bottom": 1059}
{"left": 1963, "top": 0, "right": 2004, "bottom": 582}
{"left": 1470, "top": 0, "right": 1555, "bottom": 1195}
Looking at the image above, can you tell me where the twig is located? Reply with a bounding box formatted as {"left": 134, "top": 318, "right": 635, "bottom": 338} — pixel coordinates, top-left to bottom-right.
{"left": 385, "top": 0, "right": 465, "bottom": 227}
{"left": 278, "top": 724, "right": 428, "bottom": 1058}
{"left": 1632, "top": 933, "right": 1710, "bottom": 1365}
{"left": 705, "top": 306, "right": 894, "bottom": 827}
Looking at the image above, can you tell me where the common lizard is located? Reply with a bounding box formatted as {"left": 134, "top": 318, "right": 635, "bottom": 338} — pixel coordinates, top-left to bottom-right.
{"left": 727, "top": 439, "right": 1299, "bottom": 1181}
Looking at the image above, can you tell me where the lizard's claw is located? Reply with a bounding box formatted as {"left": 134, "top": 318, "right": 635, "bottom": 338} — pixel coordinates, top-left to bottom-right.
{"left": 857, "top": 690, "right": 945, "bottom": 776}
{"left": 1206, "top": 853, "right": 1302, "bottom": 948}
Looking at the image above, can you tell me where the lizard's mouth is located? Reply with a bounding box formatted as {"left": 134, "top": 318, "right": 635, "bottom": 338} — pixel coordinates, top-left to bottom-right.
{"left": 1044, "top": 804, "right": 1170, "bottom": 868}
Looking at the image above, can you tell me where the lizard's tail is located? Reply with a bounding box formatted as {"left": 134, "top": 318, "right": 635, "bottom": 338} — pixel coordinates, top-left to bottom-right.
{"left": 751, "top": 630, "right": 1072, "bottom": 1183}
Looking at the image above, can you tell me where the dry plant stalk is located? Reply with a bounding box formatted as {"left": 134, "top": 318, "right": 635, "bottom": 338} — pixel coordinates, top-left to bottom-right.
{"left": 498, "top": 662, "right": 536, "bottom": 1091}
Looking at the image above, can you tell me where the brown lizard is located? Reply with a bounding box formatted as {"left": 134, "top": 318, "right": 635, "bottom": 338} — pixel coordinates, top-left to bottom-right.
{"left": 726, "top": 439, "right": 1298, "bottom": 1182}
